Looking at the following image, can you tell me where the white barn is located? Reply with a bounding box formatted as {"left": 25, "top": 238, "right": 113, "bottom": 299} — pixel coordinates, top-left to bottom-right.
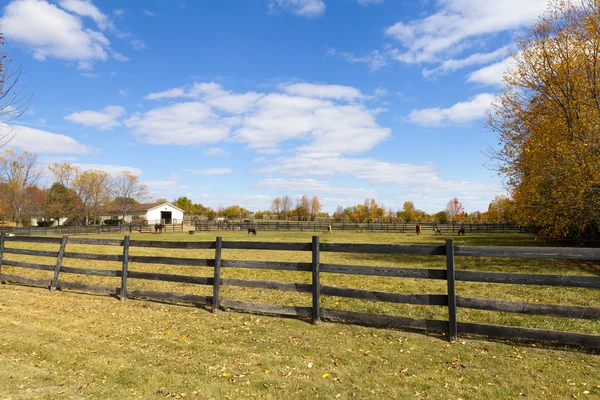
{"left": 101, "top": 202, "right": 184, "bottom": 224}
{"left": 143, "top": 203, "right": 184, "bottom": 224}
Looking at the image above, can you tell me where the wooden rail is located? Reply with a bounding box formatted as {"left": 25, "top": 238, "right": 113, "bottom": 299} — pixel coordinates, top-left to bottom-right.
{"left": 1, "top": 235, "right": 599, "bottom": 348}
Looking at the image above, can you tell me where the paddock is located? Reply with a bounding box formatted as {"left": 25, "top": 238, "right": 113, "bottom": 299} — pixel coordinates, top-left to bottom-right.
{"left": 1, "top": 231, "right": 599, "bottom": 398}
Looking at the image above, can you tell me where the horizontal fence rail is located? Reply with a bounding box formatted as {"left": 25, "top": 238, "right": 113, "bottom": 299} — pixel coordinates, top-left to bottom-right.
{"left": 1, "top": 233, "right": 599, "bottom": 349}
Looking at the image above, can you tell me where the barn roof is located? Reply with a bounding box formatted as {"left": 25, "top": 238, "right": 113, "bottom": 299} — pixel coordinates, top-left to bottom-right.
{"left": 146, "top": 202, "right": 185, "bottom": 213}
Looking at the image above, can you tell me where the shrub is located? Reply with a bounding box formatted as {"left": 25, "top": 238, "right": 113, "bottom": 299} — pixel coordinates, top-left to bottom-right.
{"left": 103, "top": 219, "right": 122, "bottom": 226}
{"left": 37, "top": 220, "right": 55, "bottom": 227}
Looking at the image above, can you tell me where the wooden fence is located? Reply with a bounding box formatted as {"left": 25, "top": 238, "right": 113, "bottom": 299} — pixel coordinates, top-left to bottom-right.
{"left": 1, "top": 233, "right": 599, "bottom": 348}
{"left": 195, "top": 220, "right": 524, "bottom": 233}
{"left": 1, "top": 222, "right": 184, "bottom": 236}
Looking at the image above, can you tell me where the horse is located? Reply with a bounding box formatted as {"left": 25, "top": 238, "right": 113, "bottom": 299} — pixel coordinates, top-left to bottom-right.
{"left": 248, "top": 228, "right": 257, "bottom": 235}
{"left": 416, "top": 224, "right": 422, "bottom": 235}
{"left": 154, "top": 223, "right": 165, "bottom": 233}
{"left": 457, "top": 227, "right": 466, "bottom": 236}
{"left": 434, "top": 228, "right": 442, "bottom": 235}
{"left": 327, "top": 225, "right": 332, "bottom": 234}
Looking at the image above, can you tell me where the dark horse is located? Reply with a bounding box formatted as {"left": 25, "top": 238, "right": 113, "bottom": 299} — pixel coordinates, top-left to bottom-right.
{"left": 457, "top": 227, "right": 466, "bottom": 236}
{"left": 248, "top": 228, "right": 257, "bottom": 235}
{"left": 154, "top": 223, "right": 165, "bottom": 233}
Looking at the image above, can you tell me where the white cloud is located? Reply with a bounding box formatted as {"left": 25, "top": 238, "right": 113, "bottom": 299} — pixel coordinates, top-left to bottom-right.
{"left": 385, "top": 0, "right": 549, "bottom": 64}
{"left": 259, "top": 154, "right": 438, "bottom": 185}
{"left": 327, "top": 48, "right": 388, "bottom": 71}
{"left": 203, "top": 147, "right": 228, "bottom": 156}
{"left": 234, "top": 93, "right": 389, "bottom": 154}
{"left": 111, "top": 51, "right": 129, "bottom": 61}
{"left": 187, "top": 168, "right": 232, "bottom": 175}
{"left": 64, "top": 105, "right": 125, "bottom": 130}
{"left": 282, "top": 83, "right": 363, "bottom": 101}
{"left": 74, "top": 163, "right": 142, "bottom": 176}
{"left": 356, "top": 0, "right": 384, "bottom": 5}
{"left": 1, "top": 0, "right": 112, "bottom": 63}
{"left": 254, "top": 178, "right": 378, "bottom": 201}
{"left": 125, "top": 102, "right": 236, "bottom": 145}
{"left": 142, "top": 180, "right": 191, "bottom": 190}
{"left": 58, "top": 0, "right": 112, "bottom": 30}
{"left": 268, "top": 0, "right": 325, "bottom": 17}
{"left": 145, "top": 87, "right": 186, "bottom": 100}
{"left": 118, "top": 89, "right": 128, "bottom": 96}
{"left": 112, "top": 8, "right": 124, "bottom": 16}
{"left": 2, "top": 124, "right": 91, "bottom": 154}
{"left": 422, "top": 46, "right": 511, "bottom": 78}
{"left": 408, "top": 93, "right": 496, "bottom": 127}
{"left": 80, "top": 72, "right": 100, "bottom": 78}
{"left": 77, "top": 60, "right": 93, "bottom": 70}
{"left": 467, "top": 56, "right": 517, "bottom": 86}
{"left": 372, "top": 87, "right": 388, "bottom": 99}
{"left": 135, "top": 81, "right": 390, "bottom": 154}
{"left": 143, "top": 8, "right": 155, "bottom": 16}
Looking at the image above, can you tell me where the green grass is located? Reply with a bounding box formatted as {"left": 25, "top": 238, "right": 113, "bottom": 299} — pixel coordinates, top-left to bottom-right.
{"left": 1, "top": 231, "right": 599, "bottom": 398}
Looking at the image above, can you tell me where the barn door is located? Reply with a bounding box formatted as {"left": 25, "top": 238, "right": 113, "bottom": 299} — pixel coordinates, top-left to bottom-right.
{"left": 161, "top": 211, "right": 172, "bottom": 224}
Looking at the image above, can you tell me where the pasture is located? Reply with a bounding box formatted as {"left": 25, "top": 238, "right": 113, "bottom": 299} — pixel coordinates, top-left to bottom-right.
{"left": 1, "top": 230, "right": 599, "bottom": 398}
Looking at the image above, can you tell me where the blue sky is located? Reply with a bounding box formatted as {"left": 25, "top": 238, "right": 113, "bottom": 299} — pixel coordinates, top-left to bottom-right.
{"left": 0, "top": 0, "right": 553, "bottom": 213}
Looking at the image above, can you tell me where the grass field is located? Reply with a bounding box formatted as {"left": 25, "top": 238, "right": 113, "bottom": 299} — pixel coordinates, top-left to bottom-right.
{"left": 1, "top": 231, "right": 599, "bottom": 398}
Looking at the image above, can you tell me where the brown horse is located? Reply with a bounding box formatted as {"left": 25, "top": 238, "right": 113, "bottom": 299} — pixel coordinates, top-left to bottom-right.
{"left": 154, "top": 223, "right": 165, "bottom": 233}
{"left": 434, "top": 228, "right": 442, "bottom": 235}
{"left": 248, "top": 228, "right": 257, "bottom": 235}
{"left": 416, "top": 224, "right": 422, "bottom": 235}
{"left": 327, "top": 225, "right": 332, "bottom": 234}
{"left": 457, "top": 227, "right": 466, "bottom": 236}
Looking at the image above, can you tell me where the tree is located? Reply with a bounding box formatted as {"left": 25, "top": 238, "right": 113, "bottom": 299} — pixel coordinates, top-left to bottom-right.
{"left": 433, "top": 211, "right": 448, "bottom": 224}
{"left": 488, "top": 0, "right": 600, "bottom": 238}
{"left": 72, "top": 169, "right": 111, "bottom": 224}
{"left": 487, "top": 195, "right": 514, "bottom": 223}
{"left": 270, "top": 197, "right": 282, "bottom": 218}
{"left": 309, "top": 196, "right": 321, "bottom": 220}
{"left": 281, "top": 195, "right": 293, "bottom": 220}
{"left": 44, "top": 182, "right": 81, "bottom": 225}
{"left": 296, "top": 195, "right": 310, "bottom": 221}
{"left": 0, "top": 34, "right": 30, "bottom": 148}
{"left": 222, "top": 205, "right": 241, "bottom": 219}
{"left": 402, "top": 201, "right": 417, "bottom": 222}
{"left": 173, "top": 197, "right": 194, "bottom": 214}
{"left": 111, "top": 171, "right": 149, "bottom": 220}
{"left": 48, "top": 163, "right": 77, "bottom": 188}
{"left": 0, "top": 150, "right": 41, "bottom": 226}
{"left": 333, "top": 205, "right": 344, "bottom": 222}
{"left": 445, "top": 198, "right": 464, "bottom": 222}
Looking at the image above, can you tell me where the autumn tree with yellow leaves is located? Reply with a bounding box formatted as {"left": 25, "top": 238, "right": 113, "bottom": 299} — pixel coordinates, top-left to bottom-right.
{"left": 488, "top": 0, "right": 600, "bottom": 239}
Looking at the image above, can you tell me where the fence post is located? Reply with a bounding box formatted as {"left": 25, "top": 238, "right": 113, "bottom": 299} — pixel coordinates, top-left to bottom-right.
{"left": 212, "top": 236, "right": 223, "bottom": 313}
{"left": 120, "top": 235, "right": 130, "bottom": 301}
{"left": 311, "top": 236, "right": 321, "bottom": 324}
{"left": 446, "top": 238, "right": 457, "bottom": 342}
{"left": 0, "top": 232, "right": 5, "bottom": 277}
{"left": 50, "top": 235, "right": 68, "bottom": 291}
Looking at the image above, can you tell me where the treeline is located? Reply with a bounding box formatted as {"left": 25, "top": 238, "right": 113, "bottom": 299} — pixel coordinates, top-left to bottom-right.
{"left": 164, "top": 195, "right": 515, "bottom": 224}
{"left": 0, "top": 150, "right": 149, "bottom": 226}
{"left": 182, "top": 195, "right": 515, "bottom": 224}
